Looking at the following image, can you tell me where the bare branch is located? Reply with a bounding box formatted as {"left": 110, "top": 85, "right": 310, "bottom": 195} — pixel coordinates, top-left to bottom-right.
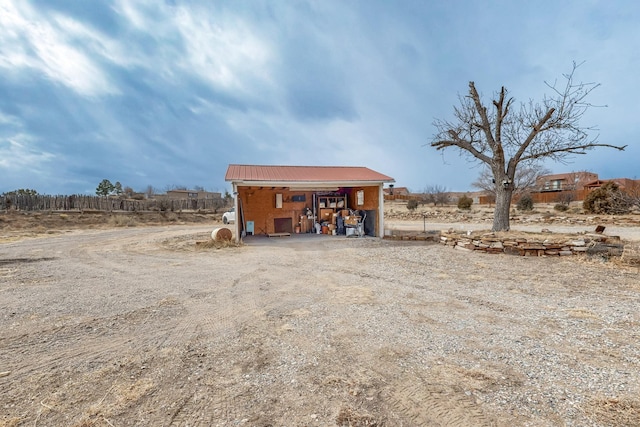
{"left": 468, "top": 82, "right": 498, "bottom": 151}
{"left": 520, "top": 142, "right": 627, "bottom": 163}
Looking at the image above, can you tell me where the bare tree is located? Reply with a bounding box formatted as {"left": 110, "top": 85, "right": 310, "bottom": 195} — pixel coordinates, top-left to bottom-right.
{"left": 166, "top": 184, "right": 188, "bottom": 191}
{"left": 144, "top": 185, "right": 156, "bottom": 199}
{"left": 431, "top": 62, "right": 626, "bottom": 231}
{"left": 422, "top": 185, "right": 449, "bottom": 206}
{"left": 123, "top": 186, "right": 135, "bottom": 198}
{"left": 435, "top": 190, "right": 450, "bottom": 206}
{"left": 556, "top": 191, "right": 575, "bottom": 206}
{"left": 420, "top": 188, "right": 435, "bottom": 206}
{"left": 472, "top": 164, "right": 550, "bottom": 199}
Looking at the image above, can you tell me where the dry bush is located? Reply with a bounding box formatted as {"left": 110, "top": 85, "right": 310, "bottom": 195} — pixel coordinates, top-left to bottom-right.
{"left": 457, "top": 195, "right": 473, "bottom": 210}
{"left": 583, "top": 182, "right": 631, "bottom": 214}
{"left": 160, "top": 212, "right": 178, "bottom": 222}
{"left": 336, "top": 407, "right": 382, "bottom": 427}
{"left": 516, "top": 194, "right": 534, "bottom": 211}
{"left": 108, "top": 215, "right": 138, "bottom": 227}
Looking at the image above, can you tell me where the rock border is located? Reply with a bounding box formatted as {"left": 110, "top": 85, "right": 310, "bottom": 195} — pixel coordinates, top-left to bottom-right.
{"left": 384, "top": 229, "right": 626, "bottom": 258}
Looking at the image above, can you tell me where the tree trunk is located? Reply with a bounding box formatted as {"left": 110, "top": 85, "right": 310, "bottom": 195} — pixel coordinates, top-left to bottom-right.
{"left": 492, "top": 187, "right": 513, "bottom": 231}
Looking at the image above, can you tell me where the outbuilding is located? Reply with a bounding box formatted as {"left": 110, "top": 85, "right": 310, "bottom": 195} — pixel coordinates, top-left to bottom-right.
{"left": 225, "top": 164, "right": 395, "bottom": 242}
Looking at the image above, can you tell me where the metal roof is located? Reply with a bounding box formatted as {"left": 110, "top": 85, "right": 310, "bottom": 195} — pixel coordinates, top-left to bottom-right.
{"left": 225, "top": 164, "right": 394, "bottom": 183}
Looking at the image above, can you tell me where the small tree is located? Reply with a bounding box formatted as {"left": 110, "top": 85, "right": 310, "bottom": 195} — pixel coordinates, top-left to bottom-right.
{"left": 516, "top": 193, "right": 534, "bottom": 211}
{"left": 420, "top": 188, "right": 436, "bottom": 206}
{"left": 123, "top": 186, "right": 135, "bottom": 198}
{"left": 113, "top": 181, "right": 123, "bottom": 196}
{"left": 422, "top": 185, "right": 449, "bottom": 206}
{"left": 555, "top": 191, "right": 575, "bottom": 207}
{"left": 144, "top": 185, "right": 156, "bottom": 199}
{"left": 96, "top": 179, "right": 115, "bottom": 196}
{"left": 435, "top": 190, "right": 450, "bottom": 206}
{"left": 457, "top": 194, "right": 473, "bottom": 210}
{"left": 431, "top": 62, "right": 626, "bottom": 231}
{"left": 224, "top": 190, "right": 233, "bottom": 206}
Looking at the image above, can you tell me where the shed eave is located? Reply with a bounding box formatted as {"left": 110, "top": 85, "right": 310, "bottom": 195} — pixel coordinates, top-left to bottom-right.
{"left": 228, "top": 179, "right": 395, "bottom": 187}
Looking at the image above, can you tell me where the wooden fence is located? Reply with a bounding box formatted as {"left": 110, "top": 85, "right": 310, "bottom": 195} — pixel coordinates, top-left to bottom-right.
{"left": 384, "top": 194, "right": 419, "bottom": 201}
{"left": 474, "top": 190, "right": 588, "bottom": 205}
{"left": 1, "top": 194, "right": 227, "bottom": 212}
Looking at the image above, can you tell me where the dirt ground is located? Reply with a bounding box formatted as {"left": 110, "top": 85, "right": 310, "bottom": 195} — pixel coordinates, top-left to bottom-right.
{"left": 1, "top": 208, "right": 640, "bottom": 426}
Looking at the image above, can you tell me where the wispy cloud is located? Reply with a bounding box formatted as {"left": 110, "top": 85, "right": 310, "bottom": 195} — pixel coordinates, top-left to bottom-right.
{"left": 0, "top": 133, "right": 55, "bottom": 172}
{"left": 0, "top": 1, "right": 119, "bottom": 97}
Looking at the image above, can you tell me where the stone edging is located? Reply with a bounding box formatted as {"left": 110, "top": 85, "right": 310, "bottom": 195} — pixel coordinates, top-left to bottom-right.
{"left": 384, "top": 229, "right": 626, "bottom": 258}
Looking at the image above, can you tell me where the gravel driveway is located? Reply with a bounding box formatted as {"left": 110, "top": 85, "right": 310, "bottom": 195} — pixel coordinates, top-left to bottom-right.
{"left": 1, "top": 225, "right": 639, "bottom": 426}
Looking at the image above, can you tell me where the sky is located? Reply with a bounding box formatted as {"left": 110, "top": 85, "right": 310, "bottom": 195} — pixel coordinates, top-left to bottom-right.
{"left": 1, "top": 0, "right": 638, "bottom": 195}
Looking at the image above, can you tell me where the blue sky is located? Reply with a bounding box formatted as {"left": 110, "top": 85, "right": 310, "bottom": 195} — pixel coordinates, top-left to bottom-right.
{"left": 1, "top": 0, "right": 638, "bottom": 195}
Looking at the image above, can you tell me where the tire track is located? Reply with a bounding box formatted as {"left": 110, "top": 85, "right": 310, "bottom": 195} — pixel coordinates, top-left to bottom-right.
{"left": 386, "top": 378, "right": 497, "bottom": 426}
{"left": 1, "top": 301, "right": 185, "bottom": 378}
{"left": 167, "top": 391, "right": 238, "bottom": 427}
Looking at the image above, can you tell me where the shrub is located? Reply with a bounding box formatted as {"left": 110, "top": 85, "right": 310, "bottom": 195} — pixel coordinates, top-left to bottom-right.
{"left": 554, "top": 203, "right": 569, "bottom": 212}
{"left": 406, "top": 199, "right": 419, "bottom": 211}
{"left": 556, "top": 191, "right": 575, "bottom": 206}
{"left": 457, "top": 195, "right": 473, "bottom": 210}
{"left": 108, "top": 215, "right": 138, "bottom": 227}
{"left": 583, "top": 181, "right": 631, "bottom": 214}
{"left": 161, "top": 212, "right": 178, "bottom": 222}
{"left": 516, "top": 194, "right": 534, "bottom": 211}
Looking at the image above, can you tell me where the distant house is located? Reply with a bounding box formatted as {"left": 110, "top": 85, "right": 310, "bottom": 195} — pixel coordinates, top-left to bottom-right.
{"left": 165, "top": 190, "right": 222, "bottom": 200}
{"left": 383, "top": 186, "right": 411, "bottom": 197}
{"left": 530, "top": 172, "right": 640, "bottom": 204}
{"left": 584, "top": 178, "right": 640, "bottom": 192}
{"left": 535, "top": 172, "right": 598, "bottom": 192}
